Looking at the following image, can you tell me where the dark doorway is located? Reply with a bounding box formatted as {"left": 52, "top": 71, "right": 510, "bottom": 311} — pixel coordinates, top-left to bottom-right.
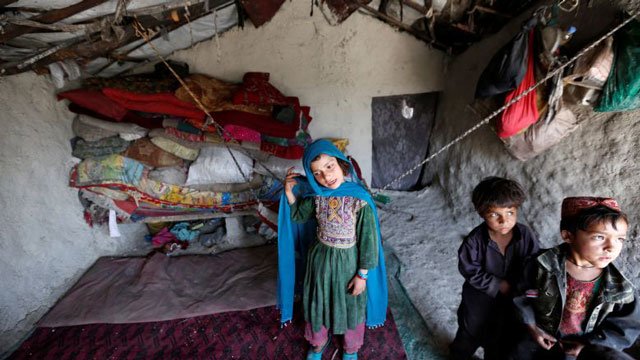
{"left": 371, "top": 92, "right": 438, "bottom": 190}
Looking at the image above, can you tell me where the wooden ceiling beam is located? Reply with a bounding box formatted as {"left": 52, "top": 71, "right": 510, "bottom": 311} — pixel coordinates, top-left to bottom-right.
{"left": 0, "top": 7, "right": 46, "bottom": 14}
{"left": 401, "top": 0, "right": 431, "bottom": 15}
{"left": 92, "top": 7, "right": 220, "bottom": 76}
{"left": 0, "top": 0, "right": 18, "bottom": 7}
{"left": 0, "top": 0, "right": 110, "bottom": 43}
{"left": 1, "top": 0, "right": 233, "bottom": 76}
{"left": 356, "top": 2, "right": 439, "bottom": 45}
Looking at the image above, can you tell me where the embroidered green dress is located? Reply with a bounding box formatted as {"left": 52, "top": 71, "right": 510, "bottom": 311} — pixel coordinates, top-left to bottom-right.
{"left": 291, "top": 195, "right": 379, "bottom": 334}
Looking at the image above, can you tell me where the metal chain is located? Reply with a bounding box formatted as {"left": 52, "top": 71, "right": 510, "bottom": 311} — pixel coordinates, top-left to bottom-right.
{"left": 378, "top": 12, "right": 638, "bottom": 192}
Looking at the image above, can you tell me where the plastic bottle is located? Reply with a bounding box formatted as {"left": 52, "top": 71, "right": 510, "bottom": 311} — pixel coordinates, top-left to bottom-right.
{"left": 561, "top": 26, "right": 577, "bottom": 44}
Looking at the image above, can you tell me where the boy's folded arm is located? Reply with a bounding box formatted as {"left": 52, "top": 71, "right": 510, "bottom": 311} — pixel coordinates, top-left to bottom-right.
{"left": 513, "top": 294, "right": 537, "bottom": 325}
{"left": 583, "top": 296, "right": 640, "bottom": 350}
{"left": 458, "top": 238, "right": 502, "bottom": 297}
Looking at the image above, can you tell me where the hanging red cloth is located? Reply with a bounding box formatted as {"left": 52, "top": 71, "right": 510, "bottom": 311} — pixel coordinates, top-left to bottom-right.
{"left": 496, "top": 30, "right": 539, "bottom": 139}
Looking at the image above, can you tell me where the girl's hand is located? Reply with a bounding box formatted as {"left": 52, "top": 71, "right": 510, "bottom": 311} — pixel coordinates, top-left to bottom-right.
{"left": 347, "top": 276, "right": 366, "bottom": 296}
{"left": 526, "top": 324, "right": 557, "bottom": 350}
{"left": 284, "top": 167, "right": 300, "bottom": 205}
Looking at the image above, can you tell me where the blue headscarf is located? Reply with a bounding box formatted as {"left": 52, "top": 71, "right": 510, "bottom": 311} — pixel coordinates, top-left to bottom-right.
{"left": 277, "top": 139, "right": 388, "bottom": 328}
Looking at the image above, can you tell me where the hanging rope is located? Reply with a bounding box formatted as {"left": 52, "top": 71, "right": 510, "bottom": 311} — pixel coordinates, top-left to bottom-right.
{"left": 183, "top": 0, "right": 195, "bottom": 47}
{"left": 377, "top": 11, "right": 639, "bottom": 192}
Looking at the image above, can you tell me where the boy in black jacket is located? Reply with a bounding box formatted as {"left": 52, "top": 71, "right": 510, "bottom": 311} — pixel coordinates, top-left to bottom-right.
{"left": 510, "top": 197, "right": 640, "bottom": 360}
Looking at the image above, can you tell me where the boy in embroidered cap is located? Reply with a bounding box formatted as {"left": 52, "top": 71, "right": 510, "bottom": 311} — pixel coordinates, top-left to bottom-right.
{"left": 510, "top": 197, "right": 640, "bottom": 360}
{"left": 451, "top": 176, "right": 540, "bottom": 360}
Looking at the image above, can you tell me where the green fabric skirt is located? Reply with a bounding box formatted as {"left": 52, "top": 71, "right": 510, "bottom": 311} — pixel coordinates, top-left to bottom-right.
{"left": 303, "top": 241, "right": 367, "bottom": 334}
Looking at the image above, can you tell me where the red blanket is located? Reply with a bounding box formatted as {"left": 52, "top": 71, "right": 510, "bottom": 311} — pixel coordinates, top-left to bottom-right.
{"left": 103, "top": 88, "right": 207, "bottom": 120}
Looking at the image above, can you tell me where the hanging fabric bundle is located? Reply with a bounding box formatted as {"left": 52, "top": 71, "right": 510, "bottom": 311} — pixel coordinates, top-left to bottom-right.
{"left": 503, "top": 106, "right": 579, "bottom": 161}
{"left": 596, "top": 20, "right": 640, "bottom": 112}
{"left": 496, "top": 30, "right": 540, "bottom": 138}
{"left": 475, "top": 17, "right": 539, "bottom": 98}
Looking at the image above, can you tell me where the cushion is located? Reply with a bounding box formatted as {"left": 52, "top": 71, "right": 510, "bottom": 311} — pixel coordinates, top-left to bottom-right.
{"left": 148, "top": 128, "right": 212, "bottom": 150}
{"left": 175, "top": 74, "right": 237, "bottom": 107}
{"left": 150, "top": 137, "right": 200, "bottom": 161}
{"left": 122, "top": 138, "right": 184, "bottom": 168}
{"left": 71, "top": 136, "right": 130, "bottom": 159}
{"left": 253, "top": 156, "right": 303, "bottom": 179}
{"left": 187, "top": 174, "right": 264, "bottom": 193}
{"left": 58, "top": 89, "right": 128, "bottom": 121}
{"left": 148, "top": 166, "right": 188, "bottom": 186}
{"left": 187, "top": 110, "right": 298, "bottom": 138}
{"left": 77, "top": 114, "right": 148, "bottom": 141}
{"left": 67, "top": 103, "right": 163, "bottom": 129}
{"left": 72, "top": 116, "right": 118, "bottom": 142}
{"left": 102, "top": 88, "right": 206, "bottom": 120}
{"left": 232, "top": 72, "right": 288, "bottom": 106}
{"left": 185, "top": 146, "right": 254, "bottom": 185}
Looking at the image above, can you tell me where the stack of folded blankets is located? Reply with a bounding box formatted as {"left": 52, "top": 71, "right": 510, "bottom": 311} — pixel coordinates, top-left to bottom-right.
{"left": 61, "top": 64, "right": 311, "bottom": 227}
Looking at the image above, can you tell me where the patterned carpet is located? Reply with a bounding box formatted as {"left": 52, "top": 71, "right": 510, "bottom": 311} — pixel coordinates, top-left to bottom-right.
{"left": 9, "top": 305, "right": 406, "bottom": 359}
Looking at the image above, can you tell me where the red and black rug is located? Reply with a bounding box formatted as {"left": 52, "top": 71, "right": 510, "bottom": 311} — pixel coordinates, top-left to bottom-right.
{"left": 9, "top": 306, "right": 406, "bottom": 359}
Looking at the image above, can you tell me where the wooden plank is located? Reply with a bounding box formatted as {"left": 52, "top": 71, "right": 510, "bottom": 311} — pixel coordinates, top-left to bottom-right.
{"left": 0, "top": 0, "right": 109, "bottom": 43}
{"left": 0, "top": 0, "right": 19, "bottom": 7}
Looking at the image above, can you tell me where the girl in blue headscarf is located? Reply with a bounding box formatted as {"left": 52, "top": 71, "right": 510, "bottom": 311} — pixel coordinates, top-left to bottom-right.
{"left": 278, "top": 139, "right": 387, "bottom": 360}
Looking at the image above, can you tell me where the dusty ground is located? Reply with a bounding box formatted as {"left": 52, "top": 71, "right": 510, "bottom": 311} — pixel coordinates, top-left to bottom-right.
{"left": 379, "top": 186, "right": 469, "bottom": 357}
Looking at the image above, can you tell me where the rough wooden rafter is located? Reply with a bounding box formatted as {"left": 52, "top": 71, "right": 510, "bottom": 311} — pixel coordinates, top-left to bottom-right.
{"left": 357, "top": 3, "right": 428, "bottom": 40}
{"left": 92, "top": 5, "right": 226, "bottom": 76}
{"left": 0, "top": 6, "right": 46, "bottom": 14}
{"left": 355, "top": 1, "right": 448, "bottom": 49}
{"left": 0, "top": 0, "right": 110, "bottom": 43}
{"left": 1, "top": 0, "right": 233, "bottom": 76}
{"left": 0, "top": 0, "right": 18, "bottom": 7}
{"left": 402, "top": 0, "right": 431, "bottom": 15}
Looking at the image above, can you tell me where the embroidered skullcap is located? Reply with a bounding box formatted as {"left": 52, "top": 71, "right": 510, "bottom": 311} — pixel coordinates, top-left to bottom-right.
{"left": 561, "top": 196, "right": 622, "bottom": 220}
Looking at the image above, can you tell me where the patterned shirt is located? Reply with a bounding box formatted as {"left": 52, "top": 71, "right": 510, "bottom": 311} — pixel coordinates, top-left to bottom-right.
{"left": 559, "top": 273, "right": 602, "bottom": 336}
{"left": 314, "top": 196, "right": 367, "bottom": 249}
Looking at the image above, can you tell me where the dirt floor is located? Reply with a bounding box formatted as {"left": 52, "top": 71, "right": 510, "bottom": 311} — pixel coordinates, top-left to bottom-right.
{"left": 380, "top": 187, "right": 467, "bottom": 357}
